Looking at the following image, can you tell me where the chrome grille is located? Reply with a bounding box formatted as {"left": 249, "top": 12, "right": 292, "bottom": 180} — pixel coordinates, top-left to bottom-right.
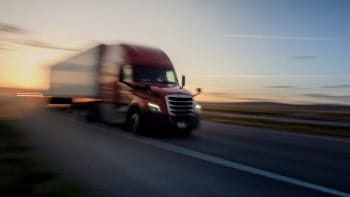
{"left": 166, "top": 95, "right": 194, "bottom": 116}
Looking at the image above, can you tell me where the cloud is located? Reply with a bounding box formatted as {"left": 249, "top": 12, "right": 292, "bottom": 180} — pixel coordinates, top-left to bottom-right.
{"left": 0, "top": 43, "right": 13, "bottom": 52}
{"left": 0, "top": 22, "right": 87, "bottom": 51}
{"left": 203, "top": 92, "right": 235, "bottom": 97}
{"left": 0, "top": 48, "right": 8, "bottom": 53}
{"left": 303, "top": 93, "right": 350, "bottom": 101}
{"left": 12, "top": 40, "right": 82, "bottom": 51}
{"left": 0, "top": 23, "right": 27, "bottom": 34}
{"left": 220, "top": 34, "right": 349, "bottom": 41}
{"left": 0, "top": 47, "right": 10, "bottom": 52}
{"left": 193, "top": 74, "right": 350, "bottom": 79}
{"left": 0, "top": 45, "right": 10, "bottom": 51}
{"left": 291, "top": 56, "right": 316, "bottom": 60}
{"left": 321, "top": 85, "right": 350, "bottom": 89}
{"left": 267, "top": 85, "right": 295, "bottom": 89}
{"left": 238, "top": 97, "right": 273, "bottom": 102}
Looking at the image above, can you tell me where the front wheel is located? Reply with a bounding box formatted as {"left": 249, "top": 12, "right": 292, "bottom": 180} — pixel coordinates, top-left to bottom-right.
{"left": 179, "top": 128, "right": 193, "bottom": 137}
{"left": 127, "top": 109, "right": 144, "bottom": 134}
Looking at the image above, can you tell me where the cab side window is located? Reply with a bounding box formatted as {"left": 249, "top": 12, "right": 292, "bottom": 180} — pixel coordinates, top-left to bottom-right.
{"left": 120, "top": 64, "right": 133, "bottom": 84}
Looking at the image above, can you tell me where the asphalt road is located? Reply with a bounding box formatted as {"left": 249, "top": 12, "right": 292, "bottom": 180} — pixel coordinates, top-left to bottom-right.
{"left": 15, "top": 109, "right": 350, "bottom": 197}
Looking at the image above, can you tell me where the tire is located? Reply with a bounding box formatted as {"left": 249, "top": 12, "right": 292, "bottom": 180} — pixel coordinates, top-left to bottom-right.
{"left": 180, "top": 128, "right": 193, "bottom": 137}
{"left": 127, "top": 109, "right": 144, "bottom": 134}
{"left": 86, "top": 102, "right": 100, "bottom": 122}
{"left": 71, "top": 103, "right": 99, "bottom": 122}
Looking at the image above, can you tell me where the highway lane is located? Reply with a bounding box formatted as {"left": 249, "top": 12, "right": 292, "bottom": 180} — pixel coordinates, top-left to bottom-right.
{"left": 161, "top": 122, "right": 350, "bottom": 194}
{"left": 15, "top": 109, "right": 350, "bottom": 197}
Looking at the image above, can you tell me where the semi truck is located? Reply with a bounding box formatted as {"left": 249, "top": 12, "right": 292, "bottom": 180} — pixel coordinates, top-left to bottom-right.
{"left": 47, "top": 43, "right": 201, "bottom": 134}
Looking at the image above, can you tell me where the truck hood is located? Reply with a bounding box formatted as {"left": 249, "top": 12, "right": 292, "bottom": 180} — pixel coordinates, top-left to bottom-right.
{"left": 133, "top": 82, "right": 193, "bottom": 100}
{"left": 149, "top": 84, "right": 192, "bottom": 97}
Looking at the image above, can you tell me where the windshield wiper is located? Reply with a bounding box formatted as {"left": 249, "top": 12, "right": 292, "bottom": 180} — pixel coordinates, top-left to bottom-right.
{"left": 136, "top": 79, "right": 177, "bottom": 84}
{"left": 154, "top": 81, "right": 177, "bottom": 84}
{"left": 137, "top": 79, "right": 151, "bottom": 82}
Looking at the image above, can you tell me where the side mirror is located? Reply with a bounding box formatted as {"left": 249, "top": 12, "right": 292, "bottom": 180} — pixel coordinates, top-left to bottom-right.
{"left": 193, "top": 88, "right": 202, "bottom": 97}
{"left": 181, "top": 75, "right": 186, "bottom": 88}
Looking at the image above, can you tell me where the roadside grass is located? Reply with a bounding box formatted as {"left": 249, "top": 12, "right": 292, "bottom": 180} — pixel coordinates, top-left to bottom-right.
{"left": 201, "top": 102, "right": 350, "bottom": 119}
{"left": 201, "top": 112, "right": 350, "bottom": 138}
{"left": 0, "top": 121, "right": 86, "bottom": 197}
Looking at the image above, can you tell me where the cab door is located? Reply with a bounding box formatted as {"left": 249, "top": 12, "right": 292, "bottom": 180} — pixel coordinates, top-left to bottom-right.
{"left": 117, "top": 64, "right": 134, "bottom": 106}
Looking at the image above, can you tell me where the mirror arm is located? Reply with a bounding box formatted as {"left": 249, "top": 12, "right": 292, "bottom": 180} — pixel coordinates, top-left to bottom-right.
{"left": 192, "top": 88, "right": 202, "bottom": 97}
{"left": 181, "top": 75, "right": 186, "bottom": 89}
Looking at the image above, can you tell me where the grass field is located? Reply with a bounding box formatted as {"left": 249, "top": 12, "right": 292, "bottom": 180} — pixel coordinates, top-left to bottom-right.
{"left": 0, "top": 121, "right": 86, "bottom": 196}
{"left": 201, "top": 102, "right": 350, "bottom": 119}
{"left": 200, "top": 102, "right": 350, "bottom": 138}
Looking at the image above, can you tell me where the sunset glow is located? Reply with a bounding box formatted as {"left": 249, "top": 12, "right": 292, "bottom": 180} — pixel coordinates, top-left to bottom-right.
{"left": 1, "top": 0, "right": 349, "bottom": 104}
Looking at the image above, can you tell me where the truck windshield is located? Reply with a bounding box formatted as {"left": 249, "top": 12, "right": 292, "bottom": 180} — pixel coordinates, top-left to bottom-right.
{"left": 133, "top": 66, "right": 178, "bottom": 84}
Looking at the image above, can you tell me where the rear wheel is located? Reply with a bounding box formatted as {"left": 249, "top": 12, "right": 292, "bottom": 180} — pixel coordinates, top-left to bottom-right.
{"left": 72, "top": 103, "right": 99, "bottom": 122}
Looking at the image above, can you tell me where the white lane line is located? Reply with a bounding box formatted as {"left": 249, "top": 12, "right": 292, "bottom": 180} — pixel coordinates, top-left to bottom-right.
{"left": 106, "top": 130, "right": 350, "bottom": 197}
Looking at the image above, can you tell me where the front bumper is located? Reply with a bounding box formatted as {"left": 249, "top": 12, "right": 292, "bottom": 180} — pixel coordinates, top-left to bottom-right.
{"left": 142, "top": 113, "right": 200, "bottom": 130}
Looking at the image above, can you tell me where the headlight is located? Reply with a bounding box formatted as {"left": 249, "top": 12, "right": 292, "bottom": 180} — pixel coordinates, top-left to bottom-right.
{"left": 194, "top": 102, "right": 202, "bottom": 113}
{"left": 147, "top": 102, "right": 161, "bottom": 112}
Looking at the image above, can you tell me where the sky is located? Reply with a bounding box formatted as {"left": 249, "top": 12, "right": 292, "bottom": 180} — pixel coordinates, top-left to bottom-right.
{"left": 0, "top": 0, "right": 349, "bottom": 104}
